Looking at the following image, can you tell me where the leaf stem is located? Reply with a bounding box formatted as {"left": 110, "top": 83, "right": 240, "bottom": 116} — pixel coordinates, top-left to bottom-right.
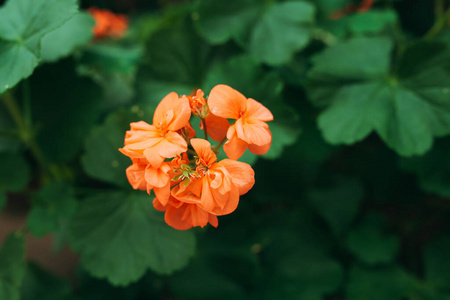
{"left": 424, "top": 6, "right": 450, "bottom": 40}
{"left": 22, "top": 80, "right": 32, "bottom": 128}
{"left": 1, "top": 91, "right": 52, "bottom": 179}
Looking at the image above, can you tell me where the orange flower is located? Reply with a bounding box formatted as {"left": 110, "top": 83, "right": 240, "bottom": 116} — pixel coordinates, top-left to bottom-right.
{"left": 171, "top": 139, "right": 255, "bottom": 215}
{"left": 153, "top": 196, "right": 219, "bottom": 230}
{"left": 125, "top": 158, "right": 173, "bottom": 206}
{"left": 208, "top": 85, "right": 273, "bottom": 160}
{"left": 185, "top": 89, "right": 208, "bottom": 118}
{"left": 88, "top": 7, "right": 128, "bottom": 39}
{"left": 125, "top": 158, "right": 147, "bottom": 190}
{"left": 120, "top": 86, "right": 263, "bottom": 230}
{"left": 184, "top": 89, "right": 229, "bottom": 142}
{"left": 329, "top": 0, "right": 375, "bottom": 20}
{"left": 119, "top": 92, "right": 191, "bottom": 167}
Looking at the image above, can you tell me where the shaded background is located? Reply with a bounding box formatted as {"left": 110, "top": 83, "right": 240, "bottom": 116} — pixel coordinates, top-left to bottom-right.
{"left": 0, "top": 0, "right": 450, "bottom": 299}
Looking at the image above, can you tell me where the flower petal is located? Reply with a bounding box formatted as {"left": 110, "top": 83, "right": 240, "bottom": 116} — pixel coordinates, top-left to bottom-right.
{"left": 171, "top": 179, "right": 202, "bottom": 204}
{"left": 154, "top": 183, "right": 171, "bottom": 206}
{"left": 158, "top": 131, "right": 188, "bottom": 157}
{"left": 125, "top": 163, "right": 147, "bottom": 190}
{"left": 143, "top": 131, "right": 187, "bottom": 167}
{"left": 208, "top": 214, "right": 219, "bottom": 228}
{"left": 248, "top": 141, "right": 271, "bottom": 155}
{"left": 119, "top": 122, "right": 162, "bottom": 159}
{"left": 190, "top": 138, "right": 217, "bottom": 166}
{"left": 144, "top": 163, "right": 171, "bottom": 188}
{"left": 210, "top": 184, "right": 240, "bottom": 216}
{"left": 219, "top": 159, "right": 255, "bottom": 195}
{"left": 202, "top": 113, "right": 229, "bottom": 142}
{"left": 245, "top": 98, "right": 274, "bottom": 122}
{"left": 223, "top": 125, "right": 248, "bottom": 160}
{"left": 153, "top": 92, "right": 191, "bottom": 131}
{"left": 152, "top": 198, "right": 166, "bottom": 212}
{"left": 235, "top": 118, "right": 272, "bottom": 146}
{"left": 208, "top": 84, "right": 247, "bottom": 119}
{"left": 165, "top": 202, "right": 212, "bottom": 230}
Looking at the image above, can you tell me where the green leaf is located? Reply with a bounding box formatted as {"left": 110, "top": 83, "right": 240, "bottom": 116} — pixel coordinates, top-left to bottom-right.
{"left": 347, "top": 10, "right": 397, "bottom": 34}
{"left": 77, "top": 42, "right": 142, "bottom": 111}
{"left": 0, "top": 0, "right": 78, "bottom": 93}
{"left": 194, "top": 0, "right": 315, "bottom": 65}
{"left": 0, "top": 152, "right": 30, "bottom": 192}
{"left": 21, "top": 264, "right": 75, "bottom": 300}
{"left": 308, "top": 38, "right": 450, "bottom": 156}
{"left": 194, "top": 0, "right": 260, "bottom": 45}
{"left": 308, "top": 177, "right": 364, "bottom": 235}
{"left": 41, "top": 12, "right": 94, "bottom": 62}
{"left": 82, "top": 108, "right": 150, "bottom": 187}
{"left": 0, "top": 232, "right": 26, "bottom": 300}
{"left": 400, "top": 137, "right": 450, "bottom": 197}
{"left": 309, "top": 37, "right": 392, "bottom": 106}
{"left": 346, "top": 214, "right": 399, "bottom": 265}
{"left": 346, "top": 266, "right": 416, "bottom": 300}
{"left": 313, "top": 0, "right": 348, "bottom": 16}
{"left": 137, "top": 19, "right": 216, "bottom": 105}
{"left": 30, "top": 59, "right": 102, "bottom": 163}
{"left": 203, "top": 55, "right": 300, "bottom": 161}
{"left": 27, "top": 181, "right": 77, "bottom": 237}
{"left": 169, "top": 255, "right": 245, "bottom": 300}
{"left": 258, "top": 261, "right": 343, "bottom": 300}
{"left": 258, "top": 216, "right": 343, "bottom": 300}
{"left": 69, "top": 191, "right": 196, "bottom": 286}
{"left": 249, "top": 1, "right": 315, "bottom": 65}
{"left": 294, "top": 102, "right": 337, "bottom": 163}
{"left": 79, "top": 43, "right": 143, "bottom": 75}
{"left": 424, "top": 236, "right": 450, "bottom": 290}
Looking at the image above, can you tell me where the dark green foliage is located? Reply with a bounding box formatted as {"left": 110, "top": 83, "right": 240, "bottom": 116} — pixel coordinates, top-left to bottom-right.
{"left": 69, "top": 191, "right": 196, "bottom": 286}
{"left": 20, "top": 264, "right": 75, "bottom": 300}
{"left": 0, "top": 0, "right": 449, "bottom": 299}
{"left": 0, "top": 233, "right": 25, "bottom": 300}
{"left": 0, "top": 0, "right": 77, "bottom": 93}
{"left": 0, "top": 152, "right": 30, "bottom": 192}
{"left": 27, "top": 181, "right": 77, "bottom": 237}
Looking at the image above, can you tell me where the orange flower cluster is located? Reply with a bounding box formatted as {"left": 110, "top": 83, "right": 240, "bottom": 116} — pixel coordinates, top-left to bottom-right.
{"left": 329, "top": 0, "right": 375, "bottom": 20}
{"left": 87, "top": 7, "right": 128, "bottom": 39}
{"left": 119, "top": 85, "right": 273, "bottom": 230}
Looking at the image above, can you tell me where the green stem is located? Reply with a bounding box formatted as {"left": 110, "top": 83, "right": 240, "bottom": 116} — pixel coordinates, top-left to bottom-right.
{"left": 1, "top": 91, "right": 52, "bottom": 179}
{"left": 212, "top": 137, "right": 227, "bottom": 153}
{"left": 424, "top": 7, "right": 450, "bottom": 40}
{"left": 22, "top": 80, "right": 32, "bottom": 128}
{"left": 201, "top": 118, "right": 209, "bottom": 141}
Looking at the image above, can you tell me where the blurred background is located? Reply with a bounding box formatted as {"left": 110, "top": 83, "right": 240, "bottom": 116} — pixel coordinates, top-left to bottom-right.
{"left": 0, "top": 0, "right": 450, "bottom": 299}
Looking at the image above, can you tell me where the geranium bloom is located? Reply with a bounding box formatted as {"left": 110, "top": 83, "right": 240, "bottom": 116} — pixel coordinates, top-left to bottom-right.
{"left": 88, "top": 7, "right": 128, "bottom": 39}
{"left": 119, "top": 92, "right": 191, "bottom": 168}
{"left": 125, "top": 158, "right": 172, "bottom": 206}
{"left": 153, "top": 196, "right": 219, "bottom": 230}
{"left": 172, "top": 139, "right": 255, "bottom": 215}
{"left": 120, "top": 85, "right": 267, "bottom": 230}
{"left": 183, "top": 89, "right": 229, "bottom": 142}
{"left": 208, "top": 85, "right": 273, "bottom": 160}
